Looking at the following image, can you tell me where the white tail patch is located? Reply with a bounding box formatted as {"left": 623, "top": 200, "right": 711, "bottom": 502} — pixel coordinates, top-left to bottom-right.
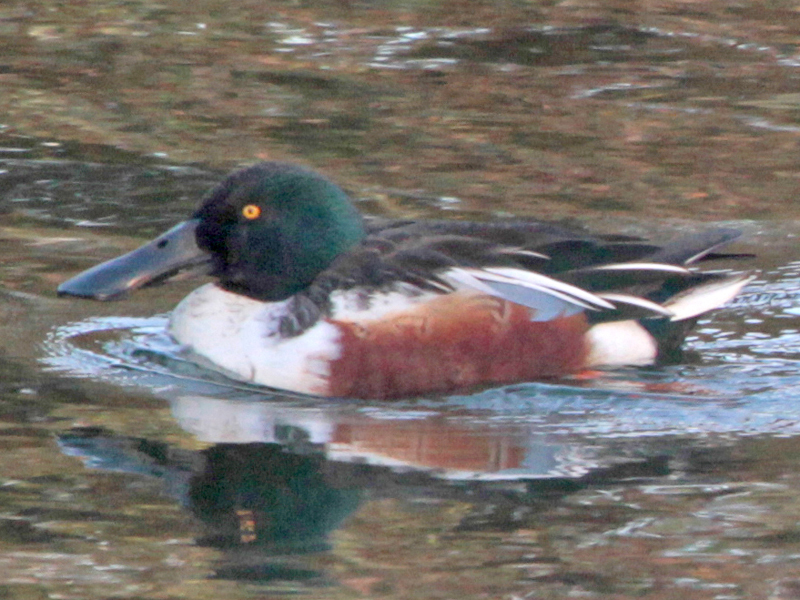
{"left": 585, "top": 320, "right": 658, "bottom": 367}
{"left": 665, "top": 274, "right": 754, "bottom": 322}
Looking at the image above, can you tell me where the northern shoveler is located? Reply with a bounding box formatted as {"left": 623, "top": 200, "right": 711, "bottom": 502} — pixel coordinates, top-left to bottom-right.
{"left": 58, "top": 162, "right": 752, "bottom": 399}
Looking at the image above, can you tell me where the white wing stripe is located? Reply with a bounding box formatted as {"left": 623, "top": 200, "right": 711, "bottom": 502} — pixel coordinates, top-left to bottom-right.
{"left": 590, "top": 262, "right": 691, "bottom": 274}
{"left": 666, "top": 275, "right": 755, "bottom": 321}
{"left": 597, "top": 293, "right": 674, "bottom": 317}
{"left": 494, "top": 247, "right": 551, "bottom": 259}
{"left": 478, "top": 267, "right": 616, "bottom": 310}
{"left": 443, "top": 268, "right": 508, "bottom": 297}
{"left": 446, "top": 267, "right": 615, "bottom": 311}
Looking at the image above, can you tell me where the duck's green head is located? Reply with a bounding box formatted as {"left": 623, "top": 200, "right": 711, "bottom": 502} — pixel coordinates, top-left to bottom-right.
{"left": 194, "top": 162, "right": 365, "bottom": 299}
{"left": 57, "top": 162, "right": 366, "bottom": 301}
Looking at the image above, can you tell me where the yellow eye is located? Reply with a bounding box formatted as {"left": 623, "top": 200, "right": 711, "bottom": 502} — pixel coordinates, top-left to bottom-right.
{"left": 242, "top": 204, "right": 261, "bottom": 220}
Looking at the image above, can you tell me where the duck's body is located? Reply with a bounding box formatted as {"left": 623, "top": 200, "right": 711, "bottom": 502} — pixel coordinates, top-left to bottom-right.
{"left": 58, "top": 162, "right": 752, "bottom": 399}
{"left": 169, "top": 278, "right": 592, "bottom": 399}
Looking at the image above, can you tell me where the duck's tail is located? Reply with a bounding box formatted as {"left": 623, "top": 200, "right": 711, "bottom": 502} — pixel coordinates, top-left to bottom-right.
{"left": 583, "top": 228, "right": 753, "bottom": 366}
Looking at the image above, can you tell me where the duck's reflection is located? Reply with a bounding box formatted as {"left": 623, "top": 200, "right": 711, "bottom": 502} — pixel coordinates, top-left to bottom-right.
{"left": 168, "top": 394, "right": 596, "bottom": 480}
{"left": 58, "top": 393, "right": 674, "bottom": 584}
{"left": 190, "top": 443, "right": 361, "bottom": 554}
{"left": 58, "top": 429, "right": 351, "bottom": 584}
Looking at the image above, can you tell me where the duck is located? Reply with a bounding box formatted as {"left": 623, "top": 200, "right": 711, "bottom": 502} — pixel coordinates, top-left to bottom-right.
{"left": 57, "top": 161, "right": 752, "bottom": 400}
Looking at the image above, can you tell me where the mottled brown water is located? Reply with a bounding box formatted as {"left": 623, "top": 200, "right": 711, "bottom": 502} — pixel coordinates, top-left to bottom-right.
{"left": 2, "top": 1, "right": 800, "bottom": 599}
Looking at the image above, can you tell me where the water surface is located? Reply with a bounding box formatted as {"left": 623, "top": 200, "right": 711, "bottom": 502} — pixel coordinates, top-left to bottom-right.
{"left": 1, "top": 2, "right": 800, "bottom": 599}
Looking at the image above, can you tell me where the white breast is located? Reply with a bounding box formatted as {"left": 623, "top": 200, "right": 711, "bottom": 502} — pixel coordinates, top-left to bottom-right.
{"left": 168, "top": 283, "right": 342, "bottom": 395}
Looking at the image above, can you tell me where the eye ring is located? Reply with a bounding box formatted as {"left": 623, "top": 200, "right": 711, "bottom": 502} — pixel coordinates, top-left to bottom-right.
{"left": 242, "top": 204, "right": 262, "bottom": 220}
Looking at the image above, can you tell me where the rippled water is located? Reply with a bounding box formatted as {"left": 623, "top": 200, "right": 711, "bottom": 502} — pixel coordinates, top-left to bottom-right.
{"left": 0, "top": 158, "right": 797, "bottom": 598}
{"left": 2, "top": 2, "right": 800, "bottom": 599}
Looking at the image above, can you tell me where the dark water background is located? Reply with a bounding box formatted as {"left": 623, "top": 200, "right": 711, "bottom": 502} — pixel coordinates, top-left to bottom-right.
{"left": 2, "top": 1, "right": 800, "bottom": 598}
